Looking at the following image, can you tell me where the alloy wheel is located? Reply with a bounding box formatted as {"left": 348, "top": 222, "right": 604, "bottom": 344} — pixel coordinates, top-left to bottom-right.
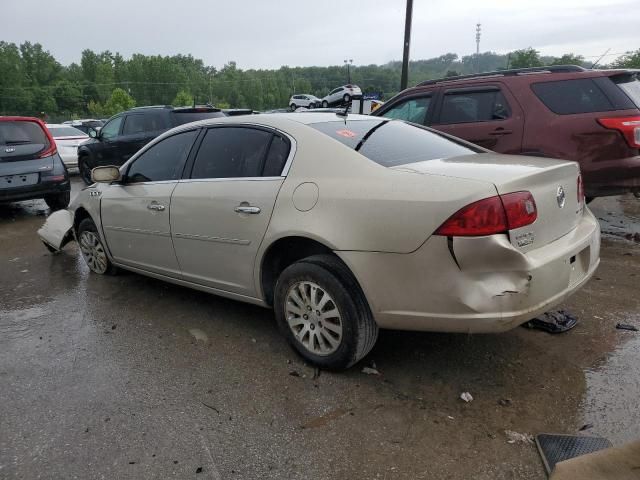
{"left": 285, "top": 281, "right": 343, "bottom": 356}
{"left": 78, "top": 230, "right": 108, "bottom": 274}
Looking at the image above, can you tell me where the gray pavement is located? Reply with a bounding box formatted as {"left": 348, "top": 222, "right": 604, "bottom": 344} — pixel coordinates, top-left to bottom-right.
{"left": 1, "top": 177, "right": 639, "bottom": 479}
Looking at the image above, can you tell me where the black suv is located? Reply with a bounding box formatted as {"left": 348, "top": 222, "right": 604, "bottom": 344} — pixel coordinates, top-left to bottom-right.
{"left": 78, "top": 105, "right": 226, "bottom": 184}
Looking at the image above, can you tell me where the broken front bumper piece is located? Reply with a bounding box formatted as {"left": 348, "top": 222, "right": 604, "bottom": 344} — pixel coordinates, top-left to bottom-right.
{"left": 38, "top": 209, "right": 74, "bottom": 252}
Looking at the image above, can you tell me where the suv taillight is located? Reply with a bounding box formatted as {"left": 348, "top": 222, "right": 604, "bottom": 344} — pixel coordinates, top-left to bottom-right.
{"left": 598, "top": 116, "right": 640, "bottom": 148}
{"left": 434, "top": 192, "right": 537, "bottom": 237}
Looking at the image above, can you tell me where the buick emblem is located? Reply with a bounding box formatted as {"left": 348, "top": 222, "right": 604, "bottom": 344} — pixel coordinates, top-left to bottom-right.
{"left": 4, "top": 147, "right": 16, "bottom": 153}
{"left": 556, "top": 185, "right": 566, "bottom": 208}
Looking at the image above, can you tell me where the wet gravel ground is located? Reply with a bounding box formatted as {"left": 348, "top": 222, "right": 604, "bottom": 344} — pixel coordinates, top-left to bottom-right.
{"left": 1, "top": 179, "right": 639, "bottom": 479}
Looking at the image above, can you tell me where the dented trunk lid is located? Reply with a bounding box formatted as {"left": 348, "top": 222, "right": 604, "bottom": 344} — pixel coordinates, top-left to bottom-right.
{"left": 392, "top": 153, "right": 583, "bottom": 251}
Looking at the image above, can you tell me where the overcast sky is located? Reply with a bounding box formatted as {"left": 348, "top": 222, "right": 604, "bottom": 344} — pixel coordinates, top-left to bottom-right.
{"left": 4, "top": 0, "right": 639, "bottom": 68}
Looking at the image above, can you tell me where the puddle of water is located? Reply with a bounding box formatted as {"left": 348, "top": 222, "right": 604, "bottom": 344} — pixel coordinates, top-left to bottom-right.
{"left": 0, "top": 305, "right": 49, "bottom": 340}
{"left": 581, "top": 329, "right": 640, "bottom": 445}
{"left": 189, "top": 328, "right": 208, "bottom": 342}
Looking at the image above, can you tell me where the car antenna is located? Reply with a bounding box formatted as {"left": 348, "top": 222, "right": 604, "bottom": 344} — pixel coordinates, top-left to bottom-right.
{"left": 591, "top": 48, "right": 611, "bottom": 69}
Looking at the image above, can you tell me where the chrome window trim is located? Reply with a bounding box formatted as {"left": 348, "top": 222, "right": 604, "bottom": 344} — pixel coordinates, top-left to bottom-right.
{"left": 177, "top": 177, "right": 284, "bottom": 184}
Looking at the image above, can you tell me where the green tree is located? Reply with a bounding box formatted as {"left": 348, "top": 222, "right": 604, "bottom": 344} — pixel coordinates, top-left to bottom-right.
{"left": 172, "top": 89, "right": 193, "bottom": 106}
{"left": 88, "top": 88, "right": 136, "bottom": 117}
{"left": 611, "top": 49, "right": 640, "bottom": 68}
{"left": 509, "top": 48, "right": 543, "bottom": 68}
{"left": 551, "top": 53, "right": 585, "bottom": 66}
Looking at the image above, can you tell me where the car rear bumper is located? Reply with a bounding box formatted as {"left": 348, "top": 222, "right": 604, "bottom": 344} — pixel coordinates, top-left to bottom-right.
{"left": 337, "top": 208, "right": 600, "bottom": 333}
{"left": 583, "top": 154, "right": 640, "bottom": 197}
{"left": 0, "top": 180, "right": 70, "bottom": 203}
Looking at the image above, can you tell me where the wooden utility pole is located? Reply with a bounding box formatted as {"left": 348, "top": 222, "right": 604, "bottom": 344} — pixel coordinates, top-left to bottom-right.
{"left": 400, "top": 0, "right": 413, "bottom": 91}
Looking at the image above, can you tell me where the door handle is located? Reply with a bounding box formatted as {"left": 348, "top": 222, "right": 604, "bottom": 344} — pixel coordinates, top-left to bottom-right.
{"left": 489, "top": 128, "right": 513, "bottom": 136}
{"left": 147, "top": 203, "right": 166, "bottom": 211}
{"left": 234, "top": 205, "right": 261, "bottom": 214}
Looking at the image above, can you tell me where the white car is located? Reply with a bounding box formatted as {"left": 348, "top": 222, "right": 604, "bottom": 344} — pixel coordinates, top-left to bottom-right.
{"left": 321, "top": 84, "right": 362, "bottom": 107}
{"left": 46, "top": 124, "right": 89, "bottom": 169}
{"left": 289, "top": 94, "right": 321, "bottom": 110}
{"left": 38, "top": 113, "right": 600, "bottom": 369}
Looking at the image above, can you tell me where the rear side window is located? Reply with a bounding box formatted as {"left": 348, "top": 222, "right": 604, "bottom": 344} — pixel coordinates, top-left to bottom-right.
{"left": 263, "top": 134, "right": 291, "bottom": 176}
{"left": 309, "top": 119, "right": 477, "bottom": 167}
{"left": 171, "top": 110, "right": 225, "bottom": 126}
{"left": 381, "top": 96, "right": 431, "bottom": 124}
{"left": 439, "top": 90, "right": 511, "bottom": 124}
{"left": 126, "top": 129, "right": 198, "bottom": 183}
{"left": 191, "top": 127, "right": 272, "bottom": 179}
{"left": 123, "top": 112, "right": 169, "bottom": 135}
{"left": 531, "top": 78, "right": 635, "bottom": 114}
{"left": 0, "top": 121, "right": 47, "bottom": 145}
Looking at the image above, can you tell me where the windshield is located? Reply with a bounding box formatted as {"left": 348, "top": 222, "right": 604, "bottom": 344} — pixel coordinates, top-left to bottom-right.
{"left": 308, "top": 119, "right": 478, "bottom": 167}
{"left": 48, "top": 126, "right": 87, "bottom": 137}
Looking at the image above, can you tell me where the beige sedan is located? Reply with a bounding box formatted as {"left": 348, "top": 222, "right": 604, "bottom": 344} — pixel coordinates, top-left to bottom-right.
{"left": 38, "top": 113, "right": 600, "bottom": 369}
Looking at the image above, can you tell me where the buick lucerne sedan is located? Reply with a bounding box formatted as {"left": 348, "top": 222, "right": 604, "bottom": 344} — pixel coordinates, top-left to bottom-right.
{"left": 38, "top": 113, "right": 600, "bottom": 369}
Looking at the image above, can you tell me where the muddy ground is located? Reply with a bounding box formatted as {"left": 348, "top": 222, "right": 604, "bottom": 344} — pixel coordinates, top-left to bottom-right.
{"left": 1, "top": 178, "right": 639, "bottom": 479}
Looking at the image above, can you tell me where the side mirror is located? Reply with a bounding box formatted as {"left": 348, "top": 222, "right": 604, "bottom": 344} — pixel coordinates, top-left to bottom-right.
{"left": 88, "top": 127, "right": 98, "bottom": 138}
{"left": 91, "top": 166, "right": 121, "bottom": 184}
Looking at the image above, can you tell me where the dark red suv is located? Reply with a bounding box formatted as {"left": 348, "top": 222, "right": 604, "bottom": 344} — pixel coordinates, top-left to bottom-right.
{"left": 372, "top": 66, "right": 640, "bottom": 199}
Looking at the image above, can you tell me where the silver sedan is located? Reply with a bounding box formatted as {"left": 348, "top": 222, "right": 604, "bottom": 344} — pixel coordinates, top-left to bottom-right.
{"left": 39, "top": 113, "right": 600, "bottom": 369}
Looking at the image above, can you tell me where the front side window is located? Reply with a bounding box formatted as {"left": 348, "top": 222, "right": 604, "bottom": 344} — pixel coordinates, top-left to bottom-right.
{"left": 191, "top": 127, "right": 273, "bottom": 179}
{"left": 126, "top": 129, "right": 198, "bottom": 183}
{"left": 100, "top": 116, "right": 123, "bottom": 140}
{"left": 382, "top": 96, "right": 431, "bottom": 124}
{"left": 439, "top": 90, "right": 511, "bottom": 124}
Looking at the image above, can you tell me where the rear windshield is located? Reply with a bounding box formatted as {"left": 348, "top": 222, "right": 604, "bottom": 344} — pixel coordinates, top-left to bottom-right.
{"left": 309, "top": 119, "right": 477, "bottom": 167}
{"left": 531, "top": 77, "right": 636, "bottom": 114}
{"left": 0, "top": 121, "right": 48, "bottom": 146}
{"left": 612, "top": 73, "right": 640, "bottom": 108}
{"left": 171, "top": 110, "right": 226, "bottom": 126}
{"left": 48, "top": 126, "right": 86, "bottom": 137}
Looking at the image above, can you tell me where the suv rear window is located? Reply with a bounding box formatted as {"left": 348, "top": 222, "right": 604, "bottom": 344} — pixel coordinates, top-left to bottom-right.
{"left": 531, "top": 78, "right": 636, "bottom": 115}
{"left": 0, "top": 121, "right": 48, "bottom": 146}
{"left": 309, "top": 119, "right": 477, "bottom": 167}
{"left": 47, "top": 126, "right": 86, "bottom": 137}
{"left": 612, "top": 73, "right": 640, "bottom": 108}
{"left": 171, "top": 110, "right": 225, "bottom": 126}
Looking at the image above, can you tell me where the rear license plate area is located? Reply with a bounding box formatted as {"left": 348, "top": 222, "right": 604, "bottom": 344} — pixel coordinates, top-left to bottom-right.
{"left": 569, "top": 246, "right": 590, "bottom": 286}
{"left": 1, "top": 173, "right": 39, "bottom": 189}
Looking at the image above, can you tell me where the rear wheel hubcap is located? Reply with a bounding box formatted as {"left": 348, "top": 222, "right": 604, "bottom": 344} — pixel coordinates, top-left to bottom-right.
{"left": 285, "top": 281, "right": 343, "bottom": 356}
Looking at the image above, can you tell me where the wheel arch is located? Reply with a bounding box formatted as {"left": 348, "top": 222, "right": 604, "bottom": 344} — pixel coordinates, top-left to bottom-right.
{"left": 259, "top": 235, "right": 342, "bottom": 306}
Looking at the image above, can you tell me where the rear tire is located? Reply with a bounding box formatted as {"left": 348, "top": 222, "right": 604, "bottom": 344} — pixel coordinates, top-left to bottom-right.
{"left": 44, "top": 191, "right": 70, "bottom": 211}
{"left": 274, "top": 254, "right": 378, "bottom": 370}
{"left": 290, "top": 103, "right": 297, "bottom": 111}
{"left": 77, "top": 218, "right": 117, "bottom": 275}
{"left": 343, "top": 94, "right": 351, "bottom": 104}
{"left": 79, "top": 157, "right": 93, "bottom": 185}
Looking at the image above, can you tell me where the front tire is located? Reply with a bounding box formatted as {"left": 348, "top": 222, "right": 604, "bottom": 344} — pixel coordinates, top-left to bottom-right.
{"left": 79, "top": 156, "right": 93, "bottom": 185}
{"left": 77, "top": 218, "right": 117, "bottom": 275}
{"left": 322, "top": 100, "right": 329, "bottom": 108}
{"left": 274, "top": 254, "right": 378, "bottom": 370}
{"left": 343, "top": 94, "right": 351, "bottom": 104}
{"left": 44, "top": 191, "right": 70, "bottom": 211}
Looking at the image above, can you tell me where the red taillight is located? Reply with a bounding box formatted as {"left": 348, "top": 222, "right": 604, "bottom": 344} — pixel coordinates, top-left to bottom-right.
{"left": 577, "top": 173, "right": 585, "bottom": 205}
{"left": 32, "top": 118, "right": 58, "bottom": 158}
{"left": 435, "top": 191, "right": 537, "bottom": 237}
{"left": 598, "top": 116, "right": 640, "bottom": 148}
